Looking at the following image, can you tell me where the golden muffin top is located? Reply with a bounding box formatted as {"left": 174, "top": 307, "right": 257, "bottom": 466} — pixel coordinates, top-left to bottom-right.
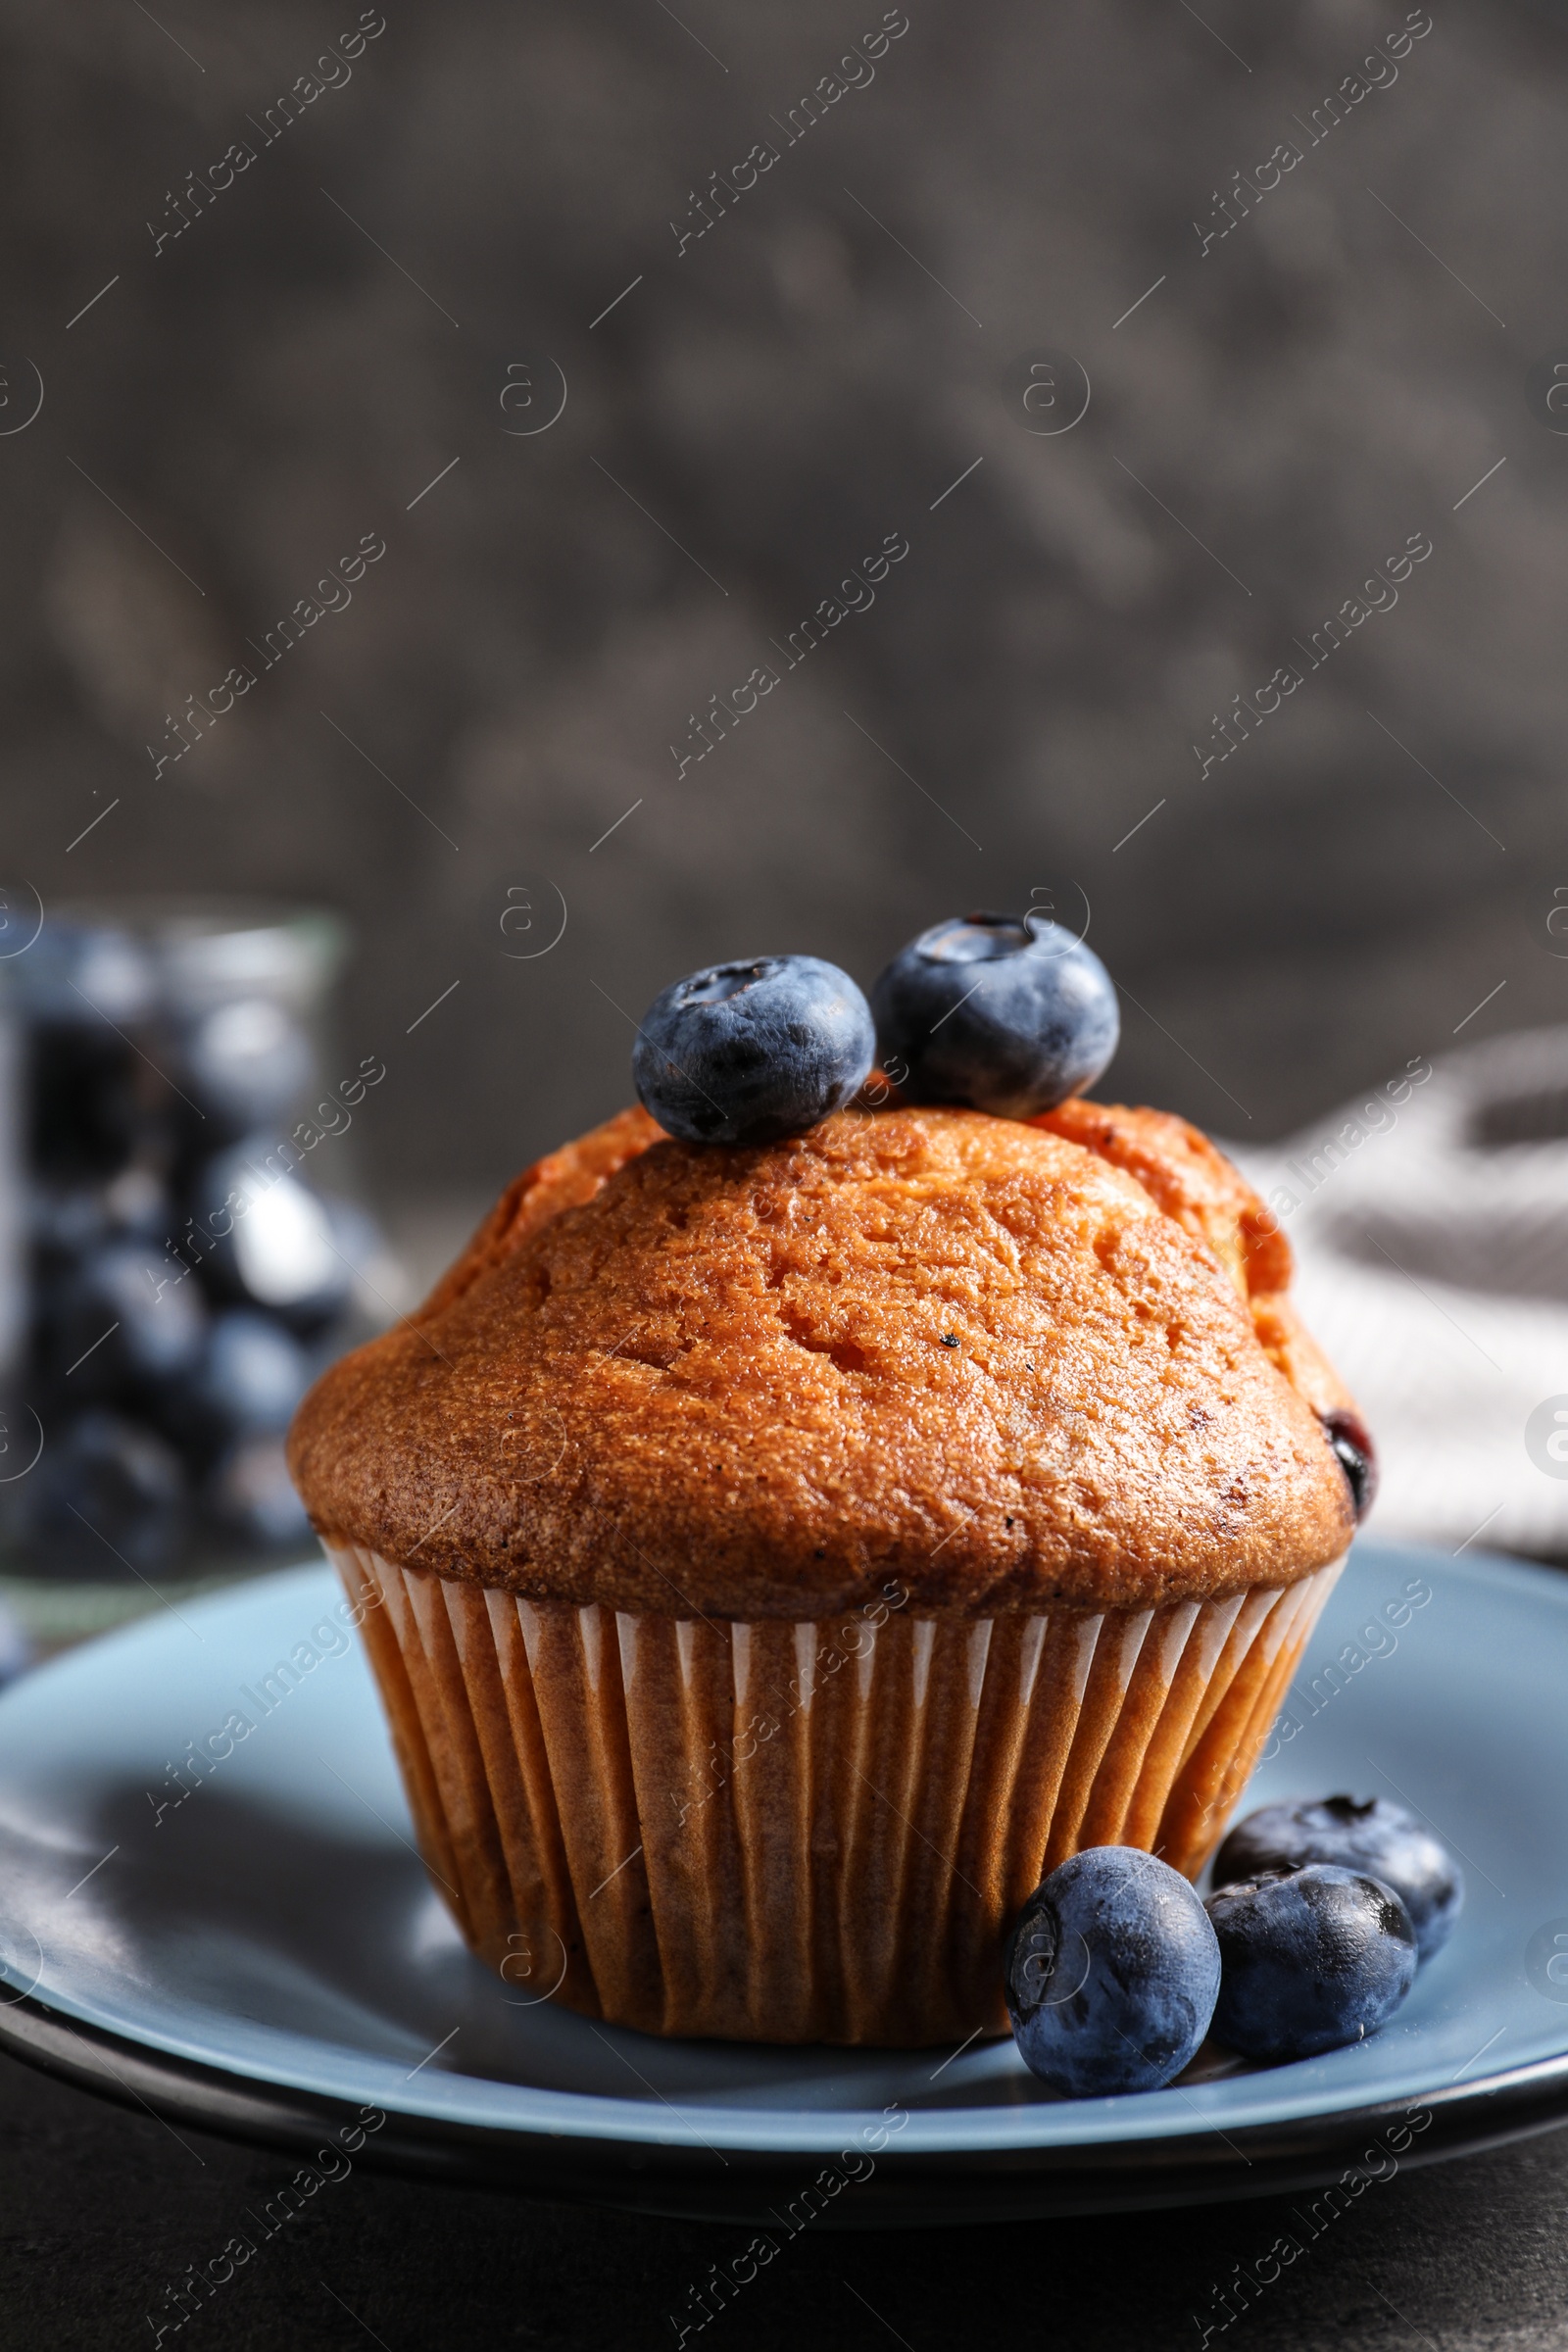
{"left": 287, "top": 1100, "right": 1358, "bottom": 1617}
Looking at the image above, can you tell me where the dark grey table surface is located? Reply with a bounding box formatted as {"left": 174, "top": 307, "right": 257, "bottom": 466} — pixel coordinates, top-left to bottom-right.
{"left": 3, "top": 2046, "right": 1566, "bottom": 2352}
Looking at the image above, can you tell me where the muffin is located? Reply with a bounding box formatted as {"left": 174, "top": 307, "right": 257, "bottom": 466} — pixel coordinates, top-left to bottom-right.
{"left": 287, "top": 1091, "right": 1362, "bottom": 2046}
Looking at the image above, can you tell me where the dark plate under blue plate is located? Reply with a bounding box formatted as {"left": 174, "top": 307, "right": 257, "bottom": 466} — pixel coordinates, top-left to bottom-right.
{"left": 0, "top": 1538, "right": 1564, "bottom": 2225}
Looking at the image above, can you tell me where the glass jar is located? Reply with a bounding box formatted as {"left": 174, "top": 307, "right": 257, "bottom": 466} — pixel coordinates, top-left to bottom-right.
{"left": 0, "top": 899, "right": 399, "bottom": 1651}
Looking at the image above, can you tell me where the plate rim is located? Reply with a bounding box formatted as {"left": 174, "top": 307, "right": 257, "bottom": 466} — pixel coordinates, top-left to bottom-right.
{"left": 4, "top": 1984, "right": 1568, "bottom": 2225}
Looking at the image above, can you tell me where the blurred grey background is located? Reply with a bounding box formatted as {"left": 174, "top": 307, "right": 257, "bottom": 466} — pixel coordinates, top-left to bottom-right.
{"left": 2, "top": 0, "right": 1563, "bottom": 1227}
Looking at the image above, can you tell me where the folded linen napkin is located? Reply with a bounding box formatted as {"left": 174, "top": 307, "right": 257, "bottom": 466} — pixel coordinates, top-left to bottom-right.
{"left": 1227, "top": 1027, "right": 1568, "bottom": 1562}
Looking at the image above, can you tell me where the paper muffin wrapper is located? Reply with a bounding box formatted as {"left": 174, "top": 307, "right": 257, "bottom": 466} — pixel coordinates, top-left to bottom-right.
{"left": 330, "top": 1542, "right": 1345, "bottom": 2047}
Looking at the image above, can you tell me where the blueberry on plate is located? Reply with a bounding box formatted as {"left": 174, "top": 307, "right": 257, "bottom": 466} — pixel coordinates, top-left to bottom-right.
{"left": 632, "top": 956, "right": 875, "bottom": 1146}
{"left": 870, "top": 912, "right": 1119, "bottom": 1118}
{"left": 1205, "top": 1864, "right": 1417, "bottom": 2060}
{"left": 1004, "top": 1846, "right": 1220, "bottom": 2096}
{"left": 1212, "top": 1794, "right": 1461, "bottom": 1963}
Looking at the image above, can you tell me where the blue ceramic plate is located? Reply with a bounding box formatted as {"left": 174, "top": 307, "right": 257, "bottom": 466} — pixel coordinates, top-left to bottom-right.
{"left": 0, "top": 1539, "right": 1565, "bottom": 2225}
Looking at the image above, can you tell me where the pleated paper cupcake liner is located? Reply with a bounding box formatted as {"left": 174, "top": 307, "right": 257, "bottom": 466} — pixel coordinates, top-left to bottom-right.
{"left": 331, "top": 1542, "right": 1345, "bottom": 2046}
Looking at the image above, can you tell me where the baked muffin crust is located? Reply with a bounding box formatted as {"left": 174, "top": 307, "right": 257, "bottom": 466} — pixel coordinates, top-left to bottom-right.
{"left": 289, "top": 1102, "right": 1355, "bottom": 1615}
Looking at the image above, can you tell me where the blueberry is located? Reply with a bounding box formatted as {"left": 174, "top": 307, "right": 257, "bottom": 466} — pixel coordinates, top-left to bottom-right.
{"left": 1212, "top": 1795, "right": 1461, "bottom": 1963}
{"left": 188, "top": 1144, "right": 354, "bottom": 1333}
{"left": 18, "top": 921, "right": 157, "bottom": 1181}
{"left": 29, "top": 1168, "right": 171, "bottom": 1273}
{"left": 632, "top": 956, "right": 875, "bottom": 1146}
{"left": 13, "top": 1409, "right": 188, "bottom": 1579}
{"left": 1205, "top": 1864, "right": 1417, "bottom": 2060}
{"left": 163, "top": 1309, "right": 312, "bottom": 1464}
{"left": 43, "top": 1240, "right": 207, "bottom": 1401}
{"left": 173, "top": 998, "right": 314, "bottom": 1141}
{"left": 27, "top": 1184, "right": 109, "bottom": 1270}
{"left": 870, "top": 912, "right": 1119, "bottom": 1117}
{"left": 14, "top": 916, "right": 154, "bottom": 1029}
{"left": 1320, "top": 1409, "right": 1378, "bottom": 1522}
{"left": 203, "top": 1310, "right": 310, "bottom": 1426}
{"left": 25, "top": 1022, "right": 146, "bottom": 1183}
{"left": 1004, "top": 1846, "right": 1220, "bottom": 2096}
